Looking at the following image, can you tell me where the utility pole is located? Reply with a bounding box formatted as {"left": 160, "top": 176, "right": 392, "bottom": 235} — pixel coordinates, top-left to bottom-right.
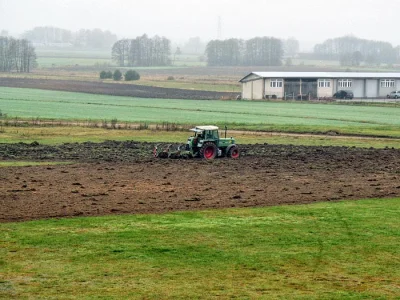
{"left": 217, "top": 16, "right": 222, "bottom": 40}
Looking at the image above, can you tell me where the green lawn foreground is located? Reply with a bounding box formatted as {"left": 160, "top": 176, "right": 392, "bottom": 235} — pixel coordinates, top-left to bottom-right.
{"left": 0, "top": 198, "right": 399, "bottom": 299}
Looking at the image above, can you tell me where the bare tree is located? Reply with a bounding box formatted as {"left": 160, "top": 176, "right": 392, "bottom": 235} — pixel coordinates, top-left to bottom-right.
{"left": 0, "top": 37, "right": 36, "bottom": 72}
{"left": 314, "top": 35, "right": 397, "bottom": 66}
{"left": 112, "top": 39, "right": 130, "bottom": 67}
{"left": 113, "top": 35, "right": 171, "bottom": 67}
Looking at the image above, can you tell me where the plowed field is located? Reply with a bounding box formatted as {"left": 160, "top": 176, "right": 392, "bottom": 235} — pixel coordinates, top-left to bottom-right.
{"left": 1, "top": 142, "right": 399, "bottom": 222}
{"left": 0, "top": 78, "right": 236, "bottom": 99}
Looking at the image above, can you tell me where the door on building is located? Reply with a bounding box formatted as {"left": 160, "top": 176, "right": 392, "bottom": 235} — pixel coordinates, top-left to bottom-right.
{"left": 284, "top": 79, "right": 318, "bottom": 100}
{"left": 284, "top": 79, "right": 299, "bottom": 100}
{"left": 300, "top": 79, "right": 318, "bottom": 99}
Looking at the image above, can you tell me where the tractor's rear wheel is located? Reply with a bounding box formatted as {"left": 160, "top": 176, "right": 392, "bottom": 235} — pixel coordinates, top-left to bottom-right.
{"left": 227, "top": 145, "right": 240, "bottom": 159}
{"left": 200, "top": 142, "right": 218, "bottom": 160}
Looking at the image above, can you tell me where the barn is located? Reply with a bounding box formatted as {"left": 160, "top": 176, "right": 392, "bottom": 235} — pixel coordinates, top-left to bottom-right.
{"left": 239, "top": 72, "right": 400, "bottom": 100}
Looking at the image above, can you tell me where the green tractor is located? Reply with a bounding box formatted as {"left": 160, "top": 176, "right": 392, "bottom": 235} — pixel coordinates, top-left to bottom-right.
{"left": 154, "top": 125, "right": 239, "bottom": 160}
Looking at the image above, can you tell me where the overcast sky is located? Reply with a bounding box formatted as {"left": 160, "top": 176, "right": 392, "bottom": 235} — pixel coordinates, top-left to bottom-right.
{"left": 0, "top": 0, "right": 398, "bottom": 50}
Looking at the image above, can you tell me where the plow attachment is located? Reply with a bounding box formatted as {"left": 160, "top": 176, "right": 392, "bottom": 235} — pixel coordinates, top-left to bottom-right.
{"left": 153, "top": 144, "right": 192, "bottom": 159}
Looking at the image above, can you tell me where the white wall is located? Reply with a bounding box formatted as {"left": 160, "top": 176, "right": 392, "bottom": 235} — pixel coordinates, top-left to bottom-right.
{"left": 317, "top": 79, "right": 333, "bottom": 98}
{"left": 352, "top": 79, "right": 364, "bottom": 98}
{"left": 241, "top": 79, "right": 264, "bottom": 100}
{"left": 252, "top": 79, "right": 264, "bottom": 99}
{"left": 242, "top": 81, "right": 253, "bottom": 100}
{"left": 264, "top": 79, "right": 284, "bottom": 98}
{"left": 366, "top": 79, "right": 378, "bottom": 98}
{"left": 379, "top": 81, "right": 396, "bottom": 97}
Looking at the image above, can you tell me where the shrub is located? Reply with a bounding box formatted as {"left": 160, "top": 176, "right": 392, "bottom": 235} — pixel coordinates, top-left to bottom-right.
{"left": 100, "top": 70, "right": 113, "bottom": 79}
{"left": 113, "top": 70, "right": 122, "bottom": 81}
{"left": 167, "top": 76, "right": 175, "bottom": 81}
{"left": 99, "top": 71, "right": 107, "bottom": 79}
{"left": 124, "top": 70, "right": 140, "bottom": 81}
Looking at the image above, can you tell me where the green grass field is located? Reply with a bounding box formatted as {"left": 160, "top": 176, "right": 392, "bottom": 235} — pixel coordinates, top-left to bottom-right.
{"left": 35, "top": 49, "right": 206, "bottom": 68}
{"left": 1, "top": 198, "right": 399, "bottom": 299}
{"left": 1, "top": 87, "right": 399, "bottom": 137}
{"left": 37, "top": 57, "right": 111, "bottom": 68}
{"left": 35, "top": 49, "right": 112, "bottom": 68}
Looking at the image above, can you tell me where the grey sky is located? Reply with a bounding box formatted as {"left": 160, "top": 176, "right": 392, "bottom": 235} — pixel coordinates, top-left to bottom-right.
{"left": 0, "top": 0, "right": 398, "bottom": 50}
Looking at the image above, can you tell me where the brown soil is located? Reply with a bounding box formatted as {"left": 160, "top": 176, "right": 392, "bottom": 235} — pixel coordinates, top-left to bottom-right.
{"left": 1, "top": 142, "right": 399, "bottom": 222}
{"left": 0, "top": 77, "right": 237, "bottom": 100}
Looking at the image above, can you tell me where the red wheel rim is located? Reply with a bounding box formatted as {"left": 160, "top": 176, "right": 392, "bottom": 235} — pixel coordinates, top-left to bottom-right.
{"left": 231, "top": 148, "right": 239, "bottom": 158}
{"left": 204, "top": 146, "right": 215, "bottom": 159}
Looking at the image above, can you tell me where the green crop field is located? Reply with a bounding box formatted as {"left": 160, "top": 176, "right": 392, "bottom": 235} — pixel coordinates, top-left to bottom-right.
{"left": 0, "top": 198, "right": 399, "bottom": 299}
{"left": 1, "top": 87, "right": 400, "bottom": 137}
{"left": 37, "top": 57, "right": 112, "bottom": 68}
{"left": 35, "top": 49, "right": 113, "bottom": 68}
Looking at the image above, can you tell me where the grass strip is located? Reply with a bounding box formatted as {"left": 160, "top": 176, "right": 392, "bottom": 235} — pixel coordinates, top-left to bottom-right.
{"left": 0, "top": 198, "right": 399, "bottom": 299}
{"left": 1, "top": 127, "right": 400, "bottom": 148}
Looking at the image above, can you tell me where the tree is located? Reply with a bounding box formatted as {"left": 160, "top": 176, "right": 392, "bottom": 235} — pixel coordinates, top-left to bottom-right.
{"left": 284, "top": 37, "right": 299, "bottom": 57}
{"left": 175, "top": 47, "right": 182, "bottom": 55}
{"left": 351, "top": 51, "right": 363, "bottom": 66}
{"left": 124, "top": 70, "right": 140, "bottom": 81}
{"left": 106, "top": 71, "right": 112, "bottom": 79}
{"left": 113, "top": 69, "right": 122, "bottom": 81}
{"left": 99, "top": 71, "right": 107, "bottom": 79}
{"left": 112, "top": 39, "right": 130, "bottom": 67}
{"left": 0, "top": 37, "right": 36, "bottom": 72}
{"left": 22, "top": 26, "right": 73, "bottom": 44}
{"left": 314, "top": 35, "right": 397, "bottom": 66}
{"left": 75, "top": 28, "right": 117, "bottom": 49}
{"left": 182, "top": 37, "right": 205, "bottom": 54}
{"left": 205, "top": 37, "right": 282, "bottom": 67}
{"left": 112, "top": 35, "right": 171, "bottom": 67}
{"left": 285, "top": 57, "right": 293, "bottom": 66}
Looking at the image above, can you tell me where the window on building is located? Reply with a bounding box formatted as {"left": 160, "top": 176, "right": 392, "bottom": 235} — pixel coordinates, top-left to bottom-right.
{"left": 380, "top": 79, "right": 395, "bottom": 88}
{"left": 318, "top": 79, "right": 331, "bottom": 88}
{"left": 270, "top": 79, "right": 283, "bottom": 88}
{"left": 338, "top": 79, "right": 352, "bottom": 88}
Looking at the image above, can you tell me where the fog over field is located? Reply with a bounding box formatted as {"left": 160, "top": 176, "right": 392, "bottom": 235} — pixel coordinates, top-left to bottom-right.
{"left": 0, "top": 0, "right": 399, "bottom": 49}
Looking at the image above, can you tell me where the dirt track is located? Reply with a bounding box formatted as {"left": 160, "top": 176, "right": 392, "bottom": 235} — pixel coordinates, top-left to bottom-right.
{"left": 0, "top": 77, "right": 237, "bottom": 100}
{"left": 1, "top": 142, "right": 399, "bottom": 222}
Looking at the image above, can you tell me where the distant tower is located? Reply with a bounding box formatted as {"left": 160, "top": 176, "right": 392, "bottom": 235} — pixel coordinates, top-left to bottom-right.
{"left": 217, "top": 16, "right": 222, "bottom": 40}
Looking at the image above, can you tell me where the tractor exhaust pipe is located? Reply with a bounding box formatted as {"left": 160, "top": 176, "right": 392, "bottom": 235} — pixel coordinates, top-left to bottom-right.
{"left": 225, "top": 126, "right": 227, "bottom": 138}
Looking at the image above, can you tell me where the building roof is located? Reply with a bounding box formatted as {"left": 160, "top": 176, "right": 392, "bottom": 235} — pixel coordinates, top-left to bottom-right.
{"left": 190, "top": 125, "right": 219, "bottom": 132}
{"left": 239, "top": 72, "right": 400, "bottom": 82}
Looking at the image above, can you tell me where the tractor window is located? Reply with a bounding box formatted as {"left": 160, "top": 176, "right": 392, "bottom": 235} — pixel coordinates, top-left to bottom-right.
{"left": 205, "top": 130, "right": 219, "bottom": 139}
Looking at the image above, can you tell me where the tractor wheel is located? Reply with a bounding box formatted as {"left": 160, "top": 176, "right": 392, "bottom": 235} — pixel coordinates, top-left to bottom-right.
{"left": 200, "top": 142, "right": 218, "bottom": 160}
{"left": 227, "top": 145, "right": 240, "bottom": 159}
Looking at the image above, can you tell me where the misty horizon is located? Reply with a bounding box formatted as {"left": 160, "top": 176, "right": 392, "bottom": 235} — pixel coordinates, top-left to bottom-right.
{"left": 1, "top": 0, "right": 399, "bottom": 51}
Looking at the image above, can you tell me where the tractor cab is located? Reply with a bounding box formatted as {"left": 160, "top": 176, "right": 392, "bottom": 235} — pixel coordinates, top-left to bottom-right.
{"left": 185, "top": 125, "right": 239, "bottom": 159}
{"left": 187, "top": 125, "right": 218, "bottom": 150}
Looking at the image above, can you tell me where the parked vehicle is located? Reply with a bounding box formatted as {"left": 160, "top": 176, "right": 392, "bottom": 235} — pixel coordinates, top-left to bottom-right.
{"left": 387, "top": 91, "right": 400, "bottom": 99}
{"left": 334, "top": 90, "right": 354, "bottom": 99}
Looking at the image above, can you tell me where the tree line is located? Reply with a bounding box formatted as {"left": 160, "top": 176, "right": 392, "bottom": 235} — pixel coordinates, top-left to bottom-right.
{"left": 112, "top": 35, "right": 171, "bottom": 67}
{"left": 313, "top": 36, "right": 398, "bottom": 66}
{"left": 22, "top": 26, "right": 118, "bottom": 49}
{"left": 205, "top": 37, "right": 283, "bottom": 66}
{"left": 0, "top": 37, "right": 37, "bottom": 72}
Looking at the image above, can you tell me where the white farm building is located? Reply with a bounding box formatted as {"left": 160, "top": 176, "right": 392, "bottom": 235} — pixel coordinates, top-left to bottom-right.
{"left": 239, "top": 72, "right": 400, "bottom": 100}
